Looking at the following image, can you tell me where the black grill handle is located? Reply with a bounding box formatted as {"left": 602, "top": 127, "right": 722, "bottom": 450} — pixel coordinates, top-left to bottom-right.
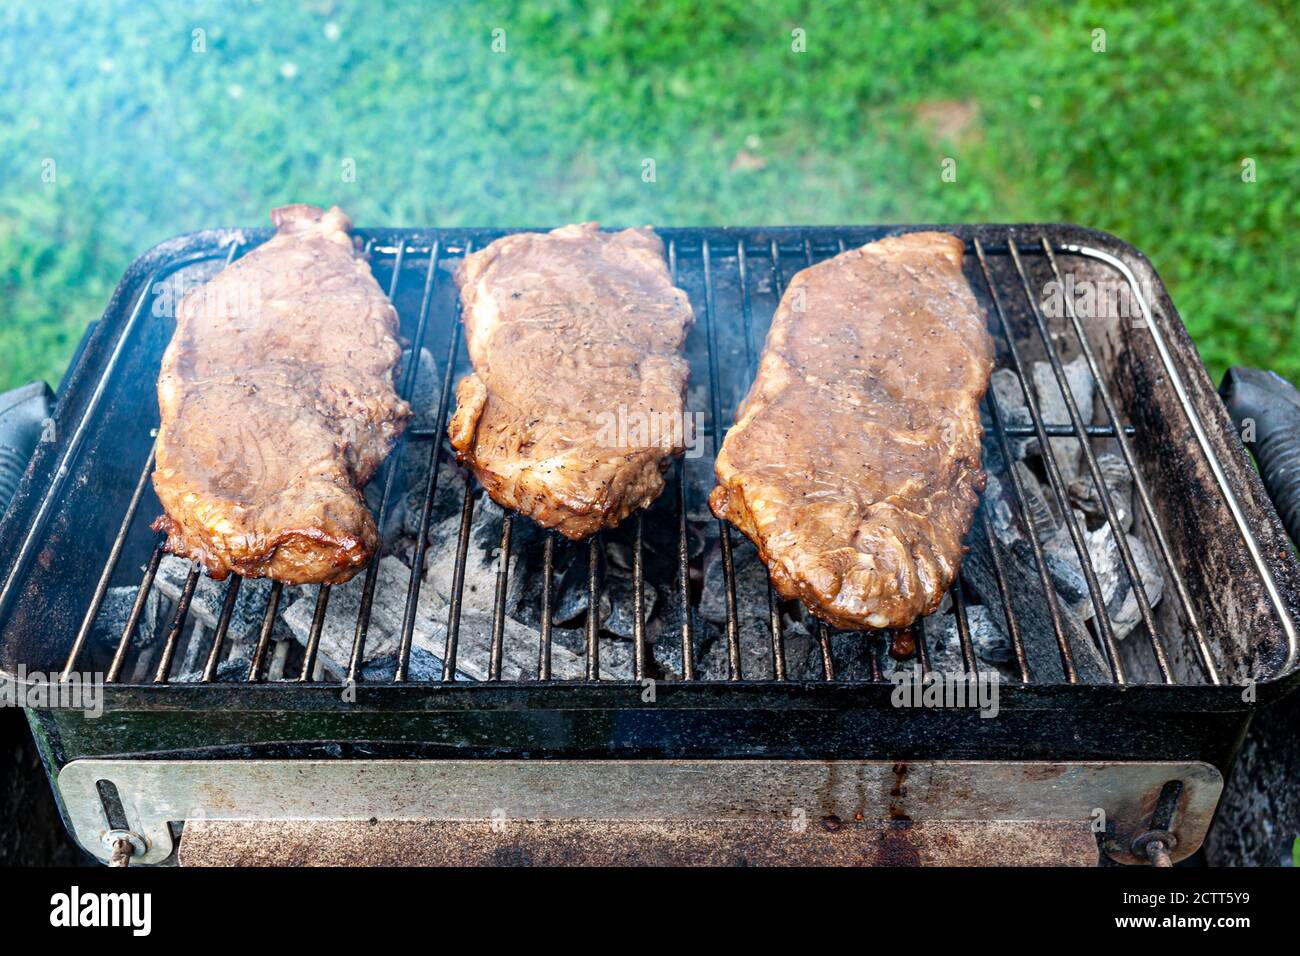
{"left": 0, "top": 320, "right": 98, "bottom": 519}
{"left": 1220, "top": 366, "right": 1300, "bottom": 547}
{"left": 0, "top": 381, "right": 55, "bottom": 519}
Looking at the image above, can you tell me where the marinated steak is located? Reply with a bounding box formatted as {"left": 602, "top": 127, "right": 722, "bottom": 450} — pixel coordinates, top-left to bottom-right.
{"left": 448, "top": 223, "right": 693, "bottom": 539}
{"left": 152, "top": 204, "right": 410, "bottom": 584}
{"left": 709, "top": 232, "right": 994, "bottom": 629}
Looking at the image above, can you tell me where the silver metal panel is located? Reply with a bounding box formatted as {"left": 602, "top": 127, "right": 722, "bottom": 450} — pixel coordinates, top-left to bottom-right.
{"left": 58, "top": 758, "right": 1221, "bottom": 865}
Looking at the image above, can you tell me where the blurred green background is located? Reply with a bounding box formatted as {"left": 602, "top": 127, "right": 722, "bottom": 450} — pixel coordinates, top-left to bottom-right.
{"left": 1, "top": 0, "right": 1296, "bottom": 392}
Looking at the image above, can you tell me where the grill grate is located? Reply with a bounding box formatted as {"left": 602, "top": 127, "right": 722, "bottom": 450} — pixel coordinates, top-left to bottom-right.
{"left": 52, "top": 228, "right": 1258, "bottom": 689}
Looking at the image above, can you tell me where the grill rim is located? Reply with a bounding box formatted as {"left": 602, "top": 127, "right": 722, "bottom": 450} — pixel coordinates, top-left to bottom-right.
{"left": 2, "top": 222, "right": 1299, "bottom": 706}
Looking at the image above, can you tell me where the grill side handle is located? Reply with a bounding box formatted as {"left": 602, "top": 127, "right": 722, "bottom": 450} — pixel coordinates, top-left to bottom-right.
{"left": 0, "top": 320, "right": 97, "bottom": 521}
{"left": 1221, "top": 366, "right": 1300, "bottom": 547}
{"left": 0, "top": 381, "right": 55, "bottom": 520}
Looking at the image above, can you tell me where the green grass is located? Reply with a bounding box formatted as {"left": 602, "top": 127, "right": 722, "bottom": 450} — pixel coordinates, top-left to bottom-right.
{"left": 2, "top": 0, "right": 1297, "bottom": 391}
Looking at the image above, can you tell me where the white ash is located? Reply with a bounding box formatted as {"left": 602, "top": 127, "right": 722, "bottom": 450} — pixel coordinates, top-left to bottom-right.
{"left": 982, "top": 473, "right": 1019, "bottom": 547}
{"left": 979, "top": 356, "right": 1166, "bottom": 651}
{"left": 1012, "top": 461, "right": 1061, "bottom": 541}
{"left": 691, "top": 539, "right": 808, "bottom": 679}
{"left": 918, "top": 613, "right": 973, "bottom": 676}
{"left": 278, "top": 556, "right": 450, "bottom": 681}
{"left": 208, "top": 648, "right": 257, "bottom": 682}
{"left": 962, "top": 520, "right": 1113, "bottom": 682}
{"left": 405, "top": 346, "right": 442, "bottom": 430}
{"left": 89, "top": 584, "right": 163, "bottom": 655}
{"left": 155, "top": 553, "right": 289, "bottom": 642}
{"left": 1030, "top": 356, "right": 1095, "bottom": 484}
{"left": 420, "top": 495, "right": 524, "bottom": 618}
{"left": 279, "top": 554, "right": 618, "bottom": 681}
{"left": 699, "top": 541, "right": 776, "bottom": 643}
{"left": 401, "top": 465, "right": 464, "bottom": 543}
{"left": 989, "top": 368, "right": 1034, "bottom": 457}
{"left": 602, "top": 570, "right": 658, "bottom": 640}
{"left": 687, "top": 617, "right": 793, "bottom": 681}
{"left": 1042, "top": 531, "right": 1102, "bottom": 619}
{"left": 603, "top": 539, "right": 664, "bottom": 638}
{"left": 1084, "top": 523, "right": 1164, "bottom": 641}
{"left": 1038, "top": 510, "right": 1163, "bottom": 642}
{"left": 543, "top": 627, "right": 635, "bottom": 681}
{"left": 281, "top": 556, "right": 414, "bottom": 676}
{"left": 551, "top": 555, "right": 597, "bottom": 627}
{"left": 942, "top": 604, "right": 1013, "bottom": 664}
{"left": 1068, "top": 452, "right": 1133, "bottom": 531}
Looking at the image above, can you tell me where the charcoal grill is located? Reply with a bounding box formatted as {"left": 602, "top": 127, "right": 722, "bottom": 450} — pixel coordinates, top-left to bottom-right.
{"left": 1, "top": 223, "right": 1298, "bottom": 866}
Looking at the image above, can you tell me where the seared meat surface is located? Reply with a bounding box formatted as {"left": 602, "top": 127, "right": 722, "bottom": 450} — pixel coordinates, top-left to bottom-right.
{"left": 152, "top": 204, "right": 410, "bottom": 584}
{"left": 709, "top": 232, "right": 994, "bottom": 629}
{"left": 448, "top": 223, "right": 693, "bottom": 538}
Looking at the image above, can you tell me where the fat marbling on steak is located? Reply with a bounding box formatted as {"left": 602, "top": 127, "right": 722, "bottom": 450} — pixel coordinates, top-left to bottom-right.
{"left": 448, "top": 223, "right": 694, "bottom": 538}
{"left": 709, "top": 232, "right": 994, "bottom": 629}
{"left": 151, "top": 204, "right": 410, "bottom": 584}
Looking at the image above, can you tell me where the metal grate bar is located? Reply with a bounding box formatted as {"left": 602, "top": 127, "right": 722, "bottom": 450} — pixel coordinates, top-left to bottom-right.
{"left": 667, "top": 241, "right": 697, "bottom": 681}
{"left": 246, "top": 581, "right": 283, "bottom": 682}
{"left": 952, "top": 579, "right": 978, "bottom": 675}
{"left": 1004, "top": 423, "right": 1133, "bottom": 438}
{"left": 201, "top": 576, "right": 241, "bottom": 683}
{"left": 1041, "top": 241, "right": 1219, "bottom": 683}
{"left": 299, "top": 584, "right": 330, "bottom": 681}
{"left": 737, "top": 239, "right": 785, "bottom": 680}
{"left": 980, "top": 510, "right": 1031, "bottom": 682}
{"left": 488, "top": 515, "right": 513, "bottom": 681}
{"left": 699, "top": 240, "right": 742, "bottom": 679}
{"left": 538, "top": 534, "right": 555, "bottom": 680}
{"left": 912, "top": 622, "right": 931, "bottom": 673}
{"left": 106, "top": 542, "right": 165, "bottom": 683}
{"left": 153, "top": 563, "right": 200, "bottom": 683}
{"left": 585, "top": 537, "right": 601, "bottom": 680}
{"left": 439, "top": 483, "right": 476, "bottom": 682}
{"left": 1008, "top": 240, "right": 1171, "bottom": 682}
{"left": 675, "top": 459, "right": 695, "bottom": 680}
{"left": 632, "top": 514, "right": 646, "bottom": 681}
{"left": 348, "top": 242, "right": 442, "bottom": 683}
{"left": 974, "top": 239, "right": 1124, "bottom": 682}
{"left": 815, "top": 621, "right": 835, "bottom": 680}
{"left": 397, "top": 240, "right": 473, "bottom": 682}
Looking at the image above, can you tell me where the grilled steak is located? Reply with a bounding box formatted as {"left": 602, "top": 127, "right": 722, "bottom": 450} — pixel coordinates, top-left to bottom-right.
{"left": 151, "top": 204, "right": 410, "bottom": 584}
{"left": 448, "top": 223, "right": 693, "bottom": 539}
{"left": 709, "top": 232, "right": 994, "bottom": 629}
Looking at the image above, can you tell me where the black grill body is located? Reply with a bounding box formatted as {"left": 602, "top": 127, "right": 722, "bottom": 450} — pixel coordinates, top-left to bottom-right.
{"left": 2, "top": 224, "right": 1298, "bottom": 784}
